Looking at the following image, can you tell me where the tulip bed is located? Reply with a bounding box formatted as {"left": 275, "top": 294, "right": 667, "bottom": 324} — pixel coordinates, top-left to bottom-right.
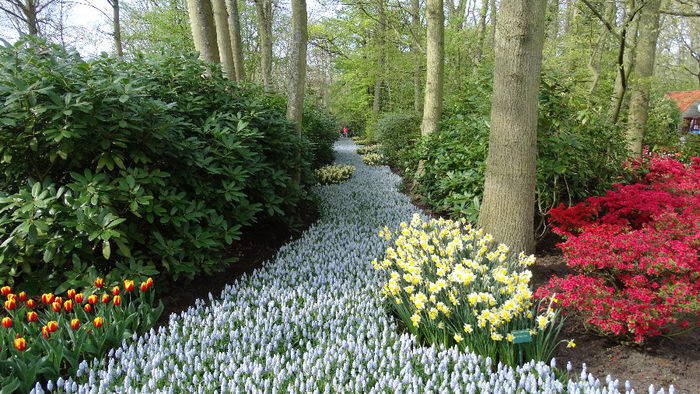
{"left": 32, "top": 140, "right": 670, "bottom": 393}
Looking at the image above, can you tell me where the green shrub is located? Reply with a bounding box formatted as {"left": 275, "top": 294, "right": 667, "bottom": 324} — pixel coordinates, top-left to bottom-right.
{"left": 0, "top": 38, "right": 311, "bottom": 290}
{"left": 356, "top": 144, "right": 381, "bottom": 155}
{"left": 374, "top": 112, "right": 421, "bottom": 170}
{"left": 361, "top": 153, "right": 386, "bottom": 166}
{"left": 303, "top": 99, "right": 338, "bottom": 168}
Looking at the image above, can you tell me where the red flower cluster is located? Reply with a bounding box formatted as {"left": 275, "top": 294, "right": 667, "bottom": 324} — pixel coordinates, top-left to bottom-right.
{"left": 537, "top": 153, "right": 699, "bottom": 343}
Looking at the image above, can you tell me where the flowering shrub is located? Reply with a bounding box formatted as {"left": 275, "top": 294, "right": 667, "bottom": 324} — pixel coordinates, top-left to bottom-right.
{"left": 0, "top": 278, "right": 162, "bottom": 392}
{"left": 374, "top": 214, "right": 567, "bottom": 366}
{"left": 314, "top": 164, "right": 355, "bottom": 185}
{"left": 537, "top": 152, "right": 700, "bottom": 343}
{"left": 30, "top": 141, "right": 670, "bottom": 393}
{"left": 362, "top": 152, "right": 386, "bottom": 166}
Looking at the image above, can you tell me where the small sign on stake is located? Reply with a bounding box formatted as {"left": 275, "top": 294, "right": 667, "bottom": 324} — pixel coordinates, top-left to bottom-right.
{"left": 511, "top": 329, "right": 532, "bottom": 344}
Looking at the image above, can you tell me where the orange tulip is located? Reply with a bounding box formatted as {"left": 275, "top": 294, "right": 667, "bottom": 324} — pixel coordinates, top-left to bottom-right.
{"left": 47, "top": 320, "right": 58, "bottom": 333}
{"left": 67, "top": 289, "right": 76, "bottom": 299}
{"left": 41, "top": 293, "right": 54, "bottom": 304}
{"left": 51, "top": 301, "right": 62, "bottom": 312}
{"left": 64, "top": 300, "right": 74, "bottom": 312}
{"left": 101, "top": 294, "right": 110, "bottom": 304}
{"left": 18, "top": 291, "right": 26, "bottom": 301}
{"left": 74, "top": 293, "right": 84, "bottom": 304}
{"left": 54, "top": 296, "right": 63, "bottom": 305}
{"left": 113, "top": 295, "right": 121, "bottom": 306}
{"left": 123, "top": 280, "right": 134, "bottom": 292}
{"left": 146, "top": 277, "right": 153, "bottom": 288}
{"left": 2, "top": 317, "right": 11, "bottom": 328}
{"left": 26, "top": 299, "right": 35, "bottom": 309}
{"left": 140, "top": 282, "right": 149, "bottom": 292}
{"left": 14, "top": 337, "right": 26, "bottom": 351}
{"left": 42, "top": 326, "right": 50, "bottom": 339}
{"left": 93, "top": 317, "right": 103, "bottom": 328}
{"left": 27, "top": 311, "right": 38, "bottom": 322}
{"left": 4, "top": 299, "right": 16, "bottom": 310}
{"left": 84, "top": 304, "right": 92, "bottom": 313}
{"left": 0, "top": 286, "right": 11, "bottom": 296}
{"left": 112, "top": 286, "right": 120, "bottom": 296}
{"left": 70, "top": 318, "right": 80, "bottom": 330}
{"left": 87, "top": 294, "right": 98, "bottom": 305}
{"left": 95, "top": 278, "right": 104, "bottom": 288}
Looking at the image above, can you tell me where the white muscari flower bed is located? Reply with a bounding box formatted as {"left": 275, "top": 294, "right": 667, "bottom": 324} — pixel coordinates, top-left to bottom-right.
{"left": 34, "top": 139, "right": 671, "bottom": 394}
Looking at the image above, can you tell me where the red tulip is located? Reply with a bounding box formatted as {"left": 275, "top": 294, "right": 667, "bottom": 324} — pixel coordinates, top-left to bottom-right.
{"left": 5, "top": 299, "right": 16, "bottom": 310}
{"left": 101, "top": 294, "right": 110, "bottom": 304}
{"left": 27, "top": 311, "right": 38, "bottom": 322}
{"left": 0, "top": 286, "right": 11, "bottom": 296}
{"left": 123, "top": 280, "right": 134, "bottom": 292}
{"left": 67, "top": 289, "right": 76, "bottom": 299}
{"left": 146, "top": 277, "right": 154, "bottom": 288}
{"left": 95, "top": 278, "right": 104, "bottom": 288}
{"left": 14, "top": 337, "right": 26, "bottom": 351}
{"left": 93, "top": 316, "right": 103, "bottom": 328}
{"left": 42, "top": 326, "right": 50, "bottom": 339}
{"left": 70, "top": 318, "right": 80, "bottom": 330}
{"left": 41, "top": 293, "right": 54, "bottom": 304}
{"left": 51, "top": 301, "right": 62, "bottom": 312}
{"left": 87, "top": 294, "right": 98, "bottom": 305}
{"left": 112, "top": 286, "right": 120, "bottom": 296}
{"left": 113, "top": 295, "right": 121, "bottom": 306}
{"left": 140, "top": 282, "right": 149, "bottom": 292}
{"left": 18, "top": 291, "right": 26, "bottom": 301}
{"left": 84, "top": 304, "right": 92, "bottom": 313}
{"left": 74, "top": 293, "right": 84, "bottom": 304}
{"left": 54, "top": 296, "right": 63, "bottom": 305}
{"left": 64, "top": 300, "right": 74, "bottom": 312}
{"left": 2, "top": 317, "right": 11, "bottom": 328}
{"left": 26, "top": 299, "right": 35, "bottom": 309}
{"left": 6, "top": 293, "right": 16, "bottom": 302}
{"left": 46, "top": 320, "right": 58, "bottom": 332}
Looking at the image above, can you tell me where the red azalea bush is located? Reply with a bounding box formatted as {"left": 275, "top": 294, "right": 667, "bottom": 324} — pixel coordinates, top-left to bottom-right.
{"left": 535, "top": 150, "right": 699, "bottom": 343}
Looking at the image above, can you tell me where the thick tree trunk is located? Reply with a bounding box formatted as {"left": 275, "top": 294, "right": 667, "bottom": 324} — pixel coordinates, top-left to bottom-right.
{"left": 254, "top": 0, "right": 273, "bottom": 90}
{"left": 225, "top": 0, "right": 246, "bottom": 82}
{"left": 412, "top": 0, "right": 422, "bottom": 113}
{"left": 287, "top": 0, "right": 307, "bottom": 182}
{"left": 211, "top": 0, "right": 235, "bottom": 79}
{"left": 24, "top": 0, "right": 39, "bottom": 35}
{"left": 477, "top": 0, "right": 547, "bottom": 254}
{"left": 420, "top": 0, "right": 444, "bottom": 136}
{"left": 373, "top": 0, "right": 386, "bottom": 115}
{"left": 112, "top": 0, "right": 123, "bottom": 57}
{"left": 627, "top": 0, "right": 661, "bottom": 156}
{"left": 187, "top": 0, "right": 220, "bottom": 65}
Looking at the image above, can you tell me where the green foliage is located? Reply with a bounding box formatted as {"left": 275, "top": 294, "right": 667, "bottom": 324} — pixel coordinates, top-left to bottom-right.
{"left": 373, "top": 113, "right": 421, "bottom": 170}
{"left": 302, "top": 99, "right": 338, "bottom": 168}
{"left": 645, "top": 93, "right": 682, "bottom": 151}
{"left": 122, "top": 0, "right": 194, "bottom": 54}
{"left": 0, "top": 38, "right": 311, "bottom": 289}
{"left": 356, "top": 144, "right": 381, "bottom": 155}
{"left": 408, "top": 71, "right": 628, "bottom": 229}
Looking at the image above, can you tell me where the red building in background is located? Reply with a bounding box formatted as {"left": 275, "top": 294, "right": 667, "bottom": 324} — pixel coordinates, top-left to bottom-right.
{"left": 666, "top": 90, "right": 700, "bottom": 133}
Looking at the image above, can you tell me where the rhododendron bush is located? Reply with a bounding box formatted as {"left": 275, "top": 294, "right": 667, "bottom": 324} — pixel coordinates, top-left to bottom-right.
{"left": 536, "top": 152, "right": 700, "bottom": 343}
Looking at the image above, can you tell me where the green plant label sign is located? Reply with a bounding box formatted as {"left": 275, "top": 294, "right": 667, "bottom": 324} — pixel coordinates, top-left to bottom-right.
{"left": 511, "top": 329, "right": 532, "bottom": 344}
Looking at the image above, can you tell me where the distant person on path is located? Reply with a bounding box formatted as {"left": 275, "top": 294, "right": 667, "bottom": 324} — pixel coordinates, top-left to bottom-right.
{"left": 343, "top": 127, "right": 348, "bottom": 138}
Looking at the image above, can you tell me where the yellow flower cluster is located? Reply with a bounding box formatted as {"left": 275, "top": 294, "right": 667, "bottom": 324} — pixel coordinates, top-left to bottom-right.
{"left": 356, "top": 144, "right": 381, "bottom": 155}
{"left": 361, "top": 153, "right": 386, "bottom": 166}
{"left": 314, "top": 164, "right": 355, "bottom": 185}
{"left": 374, "top": 214, "right": 547, "bottom": 347}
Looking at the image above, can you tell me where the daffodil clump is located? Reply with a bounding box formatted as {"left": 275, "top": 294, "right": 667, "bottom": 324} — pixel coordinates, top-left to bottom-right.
{"left": 356, "top": 144, "right": 381, "bottom": 155}
{"left": 374, "top": 213, "right": 565, "bottom": 366}
{"left": 314, "top": 164, "right": 355, "bottom": 185}
{"left": 361, "top": 152, "right": 386, "bottom": 166}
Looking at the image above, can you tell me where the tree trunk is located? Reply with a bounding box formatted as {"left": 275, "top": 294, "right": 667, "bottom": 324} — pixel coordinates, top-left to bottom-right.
{"left": 609, "top": 12, "right": 639, "bottom": 124}
{"left": 225, "top": 0, "right": 246, "bottom": 82}
{"left": 254, "top": 0, "right": 273, "bottom": 90}
{"left": 420, "top": 0, "right": 444, "bottom": 136}
{"left": 287, "top": 0, "right": 307, "bottom": 182}
{"left": 112, "top": 0, "right": 123, "bottom": 57}
{"left": 588, "top": 0, "right": 615, "bottom": 95}
{"left": 477, "top": 0, "right": 547, "bottom": 254}
{"left": 473, "top": 0, "right": 489, "bottom": 69}
{"left": 24, "top": 0, "right": 39, "bottom": 35}
{"left": 489, "top": 0, "right": 496, "bottom": 48}
{"left": 546, "top": 0, "right": 560, "bottom": 43}
{"left": 412, "top": 0, "right": 422, "bottom": 113}
{"left": 211, "top": 0, "right": 235, "bottom": 79}
{"left": 373, "top": 0, "right": 386, "bottom": 115}
{"left": 627, "top": 0, "right": 661, "bottom": 156}
{"left": 187, "top": 0, "right": 220, "bottom": 65}
{"left": 564, "top": 0, "right": 575, "bottom": 35}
